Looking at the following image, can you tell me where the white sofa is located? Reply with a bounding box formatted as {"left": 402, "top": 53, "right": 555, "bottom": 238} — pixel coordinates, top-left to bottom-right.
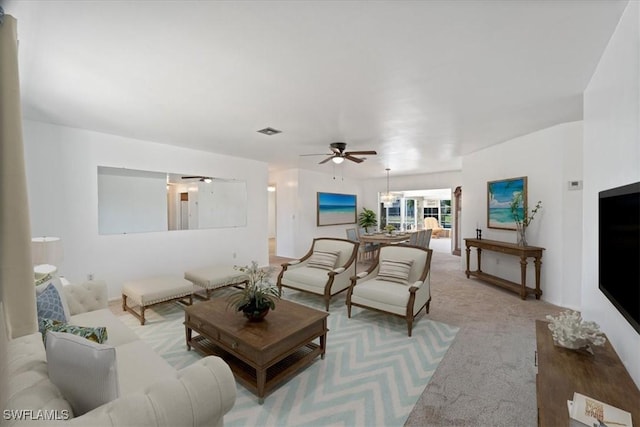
{"left": 2, "top": 280, "right": 236, "bottom": 426}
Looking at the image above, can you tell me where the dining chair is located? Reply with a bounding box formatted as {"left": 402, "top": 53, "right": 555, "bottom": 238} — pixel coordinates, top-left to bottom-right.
{"left": 419, "top": 229, "right": 432, "bottom": 248}
{"left": 347, "top": 228, "right": 371, "bottom": 261}
{"left": 346, "top": 228, "right": 358, "bottom": 243}
{"left": 356, "top": 228, "right": 379, "bottom": 260}
{"left": 408, "top": 231, "right": 419, "bottom": 245}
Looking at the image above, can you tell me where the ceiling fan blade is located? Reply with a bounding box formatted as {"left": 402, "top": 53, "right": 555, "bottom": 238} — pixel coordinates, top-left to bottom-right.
{"left": 319, "top": 156, "right": 335, "bottom": 164}
{"left": 345, "top": 150, "right": 377, "bottom": 156}
{"left": 344, "top": 155, "right": 364, "bottom": 163}
{"left": 181, "top": 176, "right": 203, "bottom": 179}
{"left": 300, "top": 153, "right": 331, "bottom": 157}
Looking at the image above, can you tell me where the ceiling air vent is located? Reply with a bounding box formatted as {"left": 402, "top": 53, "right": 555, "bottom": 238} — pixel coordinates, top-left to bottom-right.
{"left": 257, "top": 127, "right": 282, "bottom": 136}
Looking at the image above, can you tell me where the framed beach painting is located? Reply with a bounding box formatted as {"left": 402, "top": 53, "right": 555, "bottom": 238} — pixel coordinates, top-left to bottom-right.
{"left": 317, "top": 192, "right": 357, "bottom": 226}
{"left": 487, "top": 176, "right": 527, "bottom": 230}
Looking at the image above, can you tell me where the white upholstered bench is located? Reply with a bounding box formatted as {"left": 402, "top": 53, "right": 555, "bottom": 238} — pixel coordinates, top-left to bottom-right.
{"left": 122, "top": 276, "right": 197, "bottom": 325}
{"left": 184, "top": 265, "right": 249, "bottom": 299}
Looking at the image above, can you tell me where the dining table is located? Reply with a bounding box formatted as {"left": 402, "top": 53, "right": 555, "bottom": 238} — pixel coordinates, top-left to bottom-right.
{"left": 358, "top": 232, "right": 413, "bottom": 259}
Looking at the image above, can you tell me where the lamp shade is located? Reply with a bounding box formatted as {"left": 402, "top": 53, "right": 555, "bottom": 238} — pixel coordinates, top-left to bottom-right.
{"left": 31, "top": 237, "right": 63, "bottom": 266}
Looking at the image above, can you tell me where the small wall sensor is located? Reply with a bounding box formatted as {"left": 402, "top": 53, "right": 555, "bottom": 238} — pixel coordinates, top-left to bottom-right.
{"left": 568, "top": 180, "right": 583, "bottom": 190}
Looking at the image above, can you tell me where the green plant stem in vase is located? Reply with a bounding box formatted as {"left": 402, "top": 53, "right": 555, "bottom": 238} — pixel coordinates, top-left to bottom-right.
{"left": 515, "top": 222, "right": 527, "bottom": 247}
{"left": 510, "top": 193, "right": 542, "bottom": 247}
{"left": 226, "top": 261, "right": 280, "bottom": 321}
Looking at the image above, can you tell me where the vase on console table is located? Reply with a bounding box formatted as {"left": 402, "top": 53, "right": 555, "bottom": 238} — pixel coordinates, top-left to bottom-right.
{"left": 515, "top": 223, "right": 527, "bottom": 247}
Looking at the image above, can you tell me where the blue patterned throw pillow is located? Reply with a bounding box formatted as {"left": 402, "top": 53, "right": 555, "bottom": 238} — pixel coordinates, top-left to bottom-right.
{"left": 36, "top": 283, "right": 67, "bottom": 333}
{"left": 40, "top": 318, "right": 108, "bottom": 344}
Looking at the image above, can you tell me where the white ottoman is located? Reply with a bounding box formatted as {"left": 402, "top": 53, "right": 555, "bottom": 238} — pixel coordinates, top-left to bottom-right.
{"left": 184, "top": 265, "right": 249, "bottom": 299}
{"left": 122, "top": 276, "right": 196, "bottom": 325}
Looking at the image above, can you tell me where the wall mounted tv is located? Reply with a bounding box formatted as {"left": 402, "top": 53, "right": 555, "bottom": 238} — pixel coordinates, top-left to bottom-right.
{"left": 598, "top": 181, "right": 640, "bottom": 333}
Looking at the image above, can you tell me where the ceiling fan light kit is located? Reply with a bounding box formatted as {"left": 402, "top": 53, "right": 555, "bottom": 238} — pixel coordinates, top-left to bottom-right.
{"left": 303, "top": 142, "right": 377, "bottom": 165}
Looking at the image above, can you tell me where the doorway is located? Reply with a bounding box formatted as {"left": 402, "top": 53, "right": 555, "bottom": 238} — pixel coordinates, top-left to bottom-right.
{"left": 378, "top": 188, "right": 453, "bottom": 253}
{"left": 267, "top": 184, "right": 276, "bottom": 260}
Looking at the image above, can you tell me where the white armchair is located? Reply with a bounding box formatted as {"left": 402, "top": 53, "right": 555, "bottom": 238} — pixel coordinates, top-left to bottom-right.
{"left": 346, "top": 244, "right": 433, "bottom": 336}
{"left": 277, "top": 238, "right": 359, "bottom": 311}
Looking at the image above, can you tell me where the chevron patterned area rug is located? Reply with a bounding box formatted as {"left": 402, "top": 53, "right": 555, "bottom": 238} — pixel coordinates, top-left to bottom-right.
{"left": 119, "top": 289, "right": 458, "bottom": 427}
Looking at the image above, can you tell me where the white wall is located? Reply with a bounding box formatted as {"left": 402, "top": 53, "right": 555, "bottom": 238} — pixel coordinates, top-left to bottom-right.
{"left": 462, "top": 122, "right": 584, "bottom": 309}
{"left": 23, "top": 120, "right": 269, "bottom": 299}
{"left": 271, "top": 168, "right": 363, "bottom": 258}
{"left": 583, "top": 1, "right": 640, "bottom": 387}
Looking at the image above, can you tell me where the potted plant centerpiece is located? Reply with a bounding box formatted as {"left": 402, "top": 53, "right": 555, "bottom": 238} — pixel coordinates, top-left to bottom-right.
{"left": 510, "top": 192, "right": 542, "bottom": 246}
{"left": 384, "top": 224, "right": 395, "bottom": 235}
{"left": 358, "top": 207, "right": 377, "bottom": 233}
{"left": 227, "top": 261, "right": 280, "bottom": 321}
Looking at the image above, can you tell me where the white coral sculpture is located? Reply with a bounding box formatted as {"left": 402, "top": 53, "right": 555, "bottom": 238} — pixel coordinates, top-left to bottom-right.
{"left": 546, "top": 310, "right": 606, "bottom": 352}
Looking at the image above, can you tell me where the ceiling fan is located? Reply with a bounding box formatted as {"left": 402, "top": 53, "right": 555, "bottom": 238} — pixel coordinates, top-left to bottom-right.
{"left": 302, "top": 142, "right": 377, "bottom": 165}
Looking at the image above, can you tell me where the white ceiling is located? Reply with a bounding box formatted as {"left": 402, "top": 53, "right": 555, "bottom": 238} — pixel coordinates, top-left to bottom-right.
{"left": 2, "top": 0, "right": 628, "bottom": 179}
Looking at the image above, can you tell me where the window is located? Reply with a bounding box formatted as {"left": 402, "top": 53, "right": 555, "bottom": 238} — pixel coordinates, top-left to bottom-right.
{"left": 422, "top": 200, "right": 451, "bottom": 229}
{"left": 379, "top": 189, "right": 452, "bottom": 232}
{"left": 384, "top": 200, "right": 401, "bottom": 230}
{"left": 403, "top": 199, "right": 416, "bottom": 230}
{"left": 440, "top": 200, "right": 451, "bottom": 229}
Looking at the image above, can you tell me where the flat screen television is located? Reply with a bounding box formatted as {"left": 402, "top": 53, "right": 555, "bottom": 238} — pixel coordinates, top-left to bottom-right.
{"left": 598, "top": 181, "right": 640, "bottom": 333}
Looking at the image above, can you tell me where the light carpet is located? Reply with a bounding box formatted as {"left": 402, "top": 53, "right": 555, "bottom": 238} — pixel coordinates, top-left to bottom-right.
{"left": 119, "top": 289, "right": 458, "bottom": 427}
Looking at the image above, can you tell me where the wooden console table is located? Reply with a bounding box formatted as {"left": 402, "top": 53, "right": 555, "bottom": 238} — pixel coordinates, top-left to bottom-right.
{"left": 536, "top": 320, "right": 640, "bottom": 426}
{"left": 464, "top": 238, "right": 544, "bottom": 300}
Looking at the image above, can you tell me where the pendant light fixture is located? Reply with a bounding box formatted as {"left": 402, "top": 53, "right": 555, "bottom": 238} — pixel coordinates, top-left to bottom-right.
{"left": 381, "top": 168, "right": 395, "bottom": 207}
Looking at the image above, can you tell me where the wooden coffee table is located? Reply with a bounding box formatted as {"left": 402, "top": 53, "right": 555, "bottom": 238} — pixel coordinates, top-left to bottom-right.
{"left": 184, "top": 297, "right": 329, "bottom": 403}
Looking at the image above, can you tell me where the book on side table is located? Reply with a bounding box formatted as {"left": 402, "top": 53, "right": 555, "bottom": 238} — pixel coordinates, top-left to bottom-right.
{"left": 567, "top": 392, "right": 633, "bottom": 427}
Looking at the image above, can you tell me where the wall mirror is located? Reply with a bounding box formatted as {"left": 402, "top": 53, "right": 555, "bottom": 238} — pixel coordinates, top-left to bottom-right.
{"left": 97, "top": 166, "right": 247, "bottom": 235}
